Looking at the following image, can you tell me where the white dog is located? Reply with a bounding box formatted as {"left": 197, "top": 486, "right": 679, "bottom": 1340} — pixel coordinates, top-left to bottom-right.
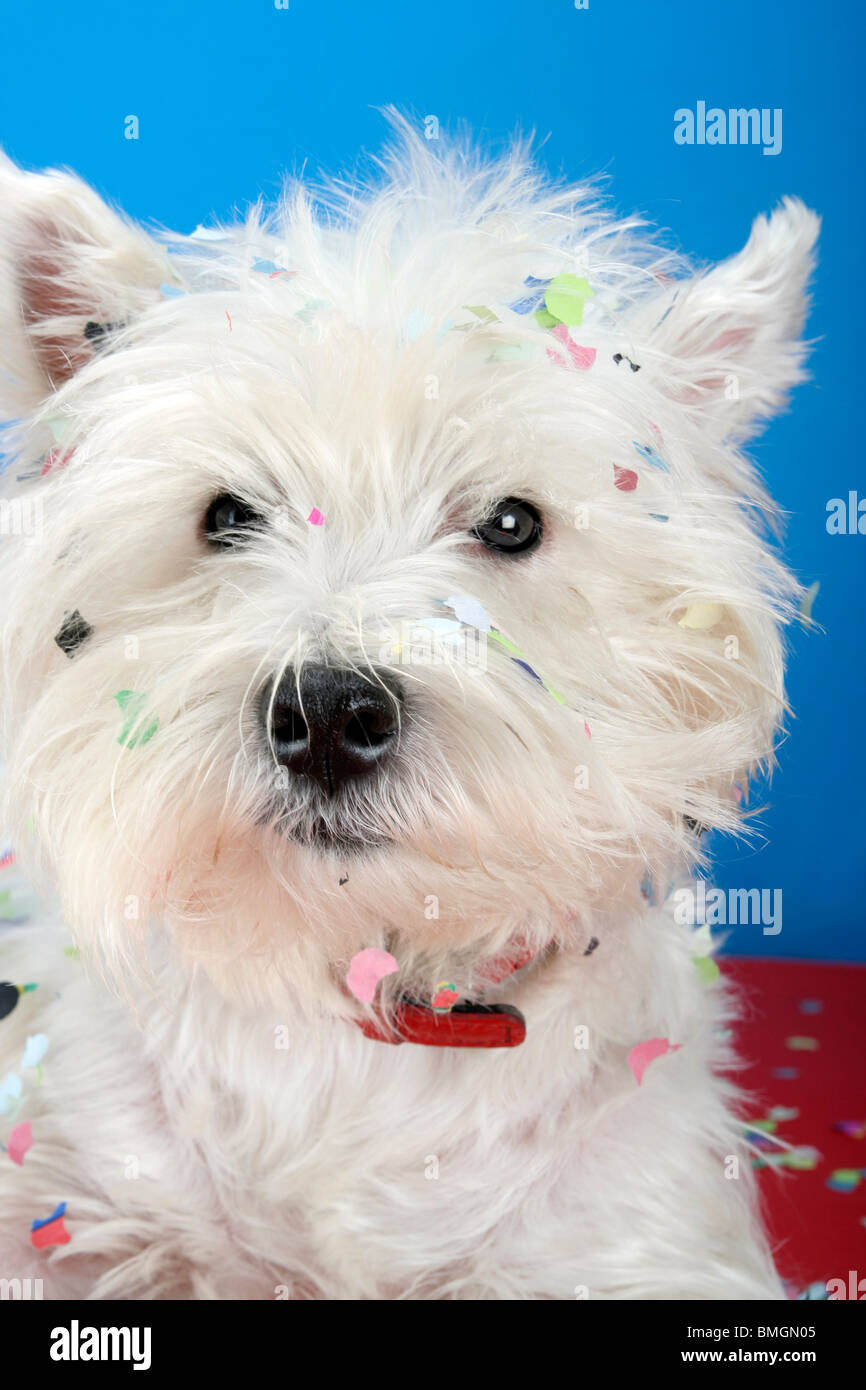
{"left": 0, "top": 122, "right": 817, "bottom": 1299}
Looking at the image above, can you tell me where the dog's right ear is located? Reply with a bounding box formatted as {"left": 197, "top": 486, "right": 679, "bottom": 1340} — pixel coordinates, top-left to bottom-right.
{"left": 0, "top": 152, "right": 167, "bottom": 411}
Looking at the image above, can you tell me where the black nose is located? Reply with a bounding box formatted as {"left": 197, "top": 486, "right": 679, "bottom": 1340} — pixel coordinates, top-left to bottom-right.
{"left": 262, "top": 665, "right": 404, "bottom": 795}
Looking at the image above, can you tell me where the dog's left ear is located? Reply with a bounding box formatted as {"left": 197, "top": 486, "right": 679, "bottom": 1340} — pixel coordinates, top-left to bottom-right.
{"left": 0, "top": 152, "right": 166, "bottom": 411}
{"left": 636, "top": 198, "right": 819, "bottom": 444}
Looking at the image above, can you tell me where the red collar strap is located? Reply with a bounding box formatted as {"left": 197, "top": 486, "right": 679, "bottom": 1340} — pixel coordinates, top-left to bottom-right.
{"left": 352, "top": 938, "right": 551, "bottom": 1050}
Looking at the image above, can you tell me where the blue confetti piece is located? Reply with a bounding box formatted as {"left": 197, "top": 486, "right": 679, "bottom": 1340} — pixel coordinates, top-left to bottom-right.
{"left": 798, "top": 998, "right": 823, "bottom": 1014}
{"left": 509, "top": 276, "right": 551, "bottom": 315}
{"left": 509, "top": 296, "right": 541, "bottom": 315}
{"left": 797, "top": 1281, "right": 830, "bottom": 1301}
{"left": 405, "top": 309, "right": 432, "bottom": 342}
{"left": 252, "top": 258, "right": 285, "bottom": 274}
{"left": 649, "top": 513, "right": 669, "bottom": 523}
{"left": 771, "top": 1066, "right": 799, "bottom": 1080}
{"left": 31, "top": 1200, "right": 66, "bottom": 1232}
{"left": 633, "top": 441, "right": 669, "bottom": 471}
{"left": 160, "top": 283, "right": 185, "bottom": 299}
{"left": 511, "top": 657, "right": 544, "bottom": 685}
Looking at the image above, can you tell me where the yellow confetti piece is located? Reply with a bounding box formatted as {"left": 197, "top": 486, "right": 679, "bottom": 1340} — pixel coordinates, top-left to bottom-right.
{"left": 800, "top": 580, "right": 819, "bottom": 619}
{"left": 786, "top": 1035, "right": 819, "bottom": 1052}
{"left": 678, "top": 602, "right": 725, "bottom": 630}
{"left": 691, "top": 923, "right": 714, "bottom": 954}
{"left": 543, "top": 274, "right": 594, "bottom": 327}
{"left": 693, "top": 954, "right": 720, "bottom": 985}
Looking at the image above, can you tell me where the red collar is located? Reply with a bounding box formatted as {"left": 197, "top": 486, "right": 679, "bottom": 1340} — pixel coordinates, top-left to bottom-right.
{"left": 353, "top": 938, "right": 550, "bottom": 1050}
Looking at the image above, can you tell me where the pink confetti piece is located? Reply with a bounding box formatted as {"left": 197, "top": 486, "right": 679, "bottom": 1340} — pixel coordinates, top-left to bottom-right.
{"left": 0, "top": 850, "right": 14, "bottom": 870}
{"left": 627, "top": 1037, "right": 682, "bottom": 1085}
{"left": 8, "top": 1120, "right": 32, "bottom": 1165}
{"left": 346, "top": 948, "right": 399, "bottom": 1003}
{"left": 833, "top": 1119, "right": 866, "bottom": 1139}
{"left": 307, "top": 508, "right": 326, "bottom": 526}
{"left": 547, "top": 324, "right": 596, "bottom": 370}
{"left": 584, "top": 720, "right": 592, "bottom": 739}
{"left": 40, "top": 448, "right": 73, "bottom": 477}
{"left": 613, "top": 465, "right": 638, "bottom": 492}
{"left": 225, "top": 310, "right": 233, "bottom": 332}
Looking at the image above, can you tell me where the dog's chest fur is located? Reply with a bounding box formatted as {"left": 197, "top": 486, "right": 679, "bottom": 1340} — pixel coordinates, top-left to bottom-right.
{"left": 0, "top": 910, "right": 781, "bottom": 1300}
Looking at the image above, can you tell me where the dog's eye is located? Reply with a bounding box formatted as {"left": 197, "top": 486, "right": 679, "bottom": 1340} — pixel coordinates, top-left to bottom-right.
{"left": 204, "top": 493, "right": 265, "bottom": 547}
{"left": 473, "top": 498, "right": 542, "bottom": 555}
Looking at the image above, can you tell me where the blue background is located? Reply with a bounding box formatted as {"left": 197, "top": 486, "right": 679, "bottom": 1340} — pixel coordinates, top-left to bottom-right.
{"left": 1, "top": 0, "right": 862, "bottom": 958}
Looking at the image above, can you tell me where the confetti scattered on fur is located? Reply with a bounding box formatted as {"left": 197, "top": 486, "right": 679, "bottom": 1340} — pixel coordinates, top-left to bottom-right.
{"left": 693, "top": 954, "right": 720, "bottom": 985}
{"left": 113, "top": 691, "right": 159, "bottom": 747}
{"left": 8, "top": 1120, "right": 32, "bottom": 1165}
{"left": 21, "top": 1033, "right": 48, "bottom": 1069}
{"left": 30, "top": 1201, "right": 71, "bottom": 1249}
{"left": 547, "top": 325, "right": 596, "bottom": 370}
{"left": 627, "top": 1038, "right": 682, "bottom": 1086}
{"left": 443, "top": 593, "right": 492, "bottom": 631}
{"left": 346, "top": 948, "right": 399, "bottom": 1003}
{"left": 612, "top": 464, "right": 638, "bottom": 491}
{"left": 678, "top": 602, "right": 724, "bottom": 630}
{"left": 0, "top": 1072, "right": 22, "bottom": 1113}
{"left": 431, "top": 982, "right": 460, "bottom": 1013}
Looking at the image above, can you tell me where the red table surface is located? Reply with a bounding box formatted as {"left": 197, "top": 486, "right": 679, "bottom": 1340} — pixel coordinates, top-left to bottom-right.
{"left": 724, "top": 956, "right": 866, "bottom": 1297}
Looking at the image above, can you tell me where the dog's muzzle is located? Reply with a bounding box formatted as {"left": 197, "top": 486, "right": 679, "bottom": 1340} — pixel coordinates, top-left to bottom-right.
{"left": 260, "top": 664, "right": 405, "bottom": 797}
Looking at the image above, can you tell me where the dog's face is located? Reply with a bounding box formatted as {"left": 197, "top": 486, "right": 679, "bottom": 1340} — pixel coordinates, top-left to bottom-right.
{"left": 0, "top": 139, "right": 817, "bottom": 1007}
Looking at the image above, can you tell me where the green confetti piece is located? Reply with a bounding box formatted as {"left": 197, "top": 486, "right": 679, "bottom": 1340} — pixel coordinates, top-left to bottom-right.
{"left": 748, "top": 1118, "right": 778, "bottom": 1133}
{"left": 784, "top": 1148, "right": 820, "bottom": 1171}
{"left": 63, "top": 946, "right": 80, "bottom": 959}
{"left": 463, "top": 305, "right": 499, "bottom": 323}
{"left": 769, "top": 1105, "right": 799, "bottom": 1122}
{"left": 21, "top": 983, "right": 38, "bottom": 993}
{"left": 114, "top": 690, "right": 159, "bottom": 748}
{"left": 786, "top": 1035, "right": 819, "bottom": 1052}
{"left": 826, "top": 1168, "right": 861, "bottom": 1192}
{"left": 487, "top": 343, "right": 535, "bottom": 363}
{"left": 488, "top": 629, "right": 523, "bottom": 657}
{"left": 544, "top": 274, "right": 594, "bottom": 327}
{"left": 43, "top": 414, "right": 72, "bottom": 445}
{"left": 693, "top": 954, "right": 720, "bottom": 985}
{"left": 534, "top": 307, "right": 559, "bottom": 329}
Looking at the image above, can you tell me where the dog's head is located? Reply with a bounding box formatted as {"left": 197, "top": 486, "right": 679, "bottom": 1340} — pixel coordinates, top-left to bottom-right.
{"left": 0, "top": 132, "right": 817, "bottom": 1010}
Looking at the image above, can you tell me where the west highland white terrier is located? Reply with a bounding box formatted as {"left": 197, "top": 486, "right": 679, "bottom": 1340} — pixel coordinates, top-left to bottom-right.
{"left": 0, "top": 123, "right": 818, "bottom": 1299}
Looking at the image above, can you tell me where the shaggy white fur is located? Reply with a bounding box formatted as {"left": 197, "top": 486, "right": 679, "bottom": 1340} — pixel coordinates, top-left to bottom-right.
{"left": 0, "top": 121, "right": 817, "bottom": 1299}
